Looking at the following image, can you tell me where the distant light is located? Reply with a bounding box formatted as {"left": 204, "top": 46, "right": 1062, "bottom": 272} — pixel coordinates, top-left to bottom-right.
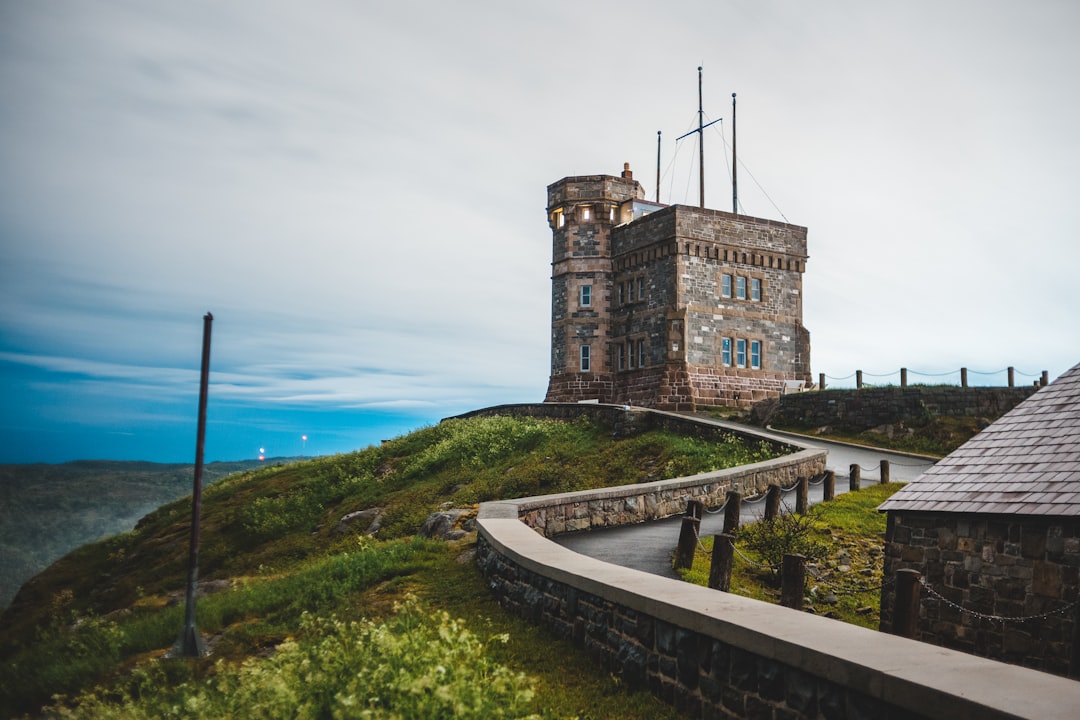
{"left": 259, "top": 455, "right": 265, "bottom": 461}
{"left": 259, "top": 447, "right": 265, "bottom": 454}
{"left": 302, "top": 435, "right": 308, "bottom": 441}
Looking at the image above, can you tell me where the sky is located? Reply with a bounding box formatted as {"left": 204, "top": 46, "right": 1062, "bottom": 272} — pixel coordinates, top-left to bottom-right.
{"left": 1, "top": 1, "right": 1078, "bottom": 464}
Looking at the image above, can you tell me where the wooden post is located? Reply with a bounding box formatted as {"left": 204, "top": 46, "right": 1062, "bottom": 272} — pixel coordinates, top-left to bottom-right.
{"left": 780, "top": 553, "right": 806, "bottom": 610}
{"left": 1042, "top": 371, "right": 1049, "bottom": 387}
{"left": 961, "top": 367, "right": 968, "bottom": 388}
{"left": 880, "top": 459, "right": 891, "bottom": 484}
{"left": 823, "top": 470, "right": 835, "bottom": 501}
{"left": 764, "top": 483, "right": 781, "bottom": 521}
{"left": 709, "top": 533, "right": 735, "bottom": 591}
{"left": 1008, "top": 366, "right": 1015, "bottom": 388}
{"left": 893, "top": 569, "right": 922, "bottom": 638}
{"left": 856, "top": 370, "right": 863, "bottom": 389}
{"left": 849, "top": 464, "right": 861, "bottom": 491}
{"left": 795, "top": 476, "right": 809, "bottom": 514}
{"left": 686, "top": 499, "right": 704, "bottom": 521}
{"left": 723, "top": 489, "right": 741, "bottom": 533}
{"left": 819, "top": 372, "right": 826, "bottom": 391}
{"left": 900, "top": 367, "right": 908, "bottom": 388}
{"left": 674, "top": 516, "right": 700, "bottom": 570}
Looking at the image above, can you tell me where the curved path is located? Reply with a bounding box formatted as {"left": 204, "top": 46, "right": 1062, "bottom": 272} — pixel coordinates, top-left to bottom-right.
{"left": 555, "top": 424, "right": 935, "bottom": 579}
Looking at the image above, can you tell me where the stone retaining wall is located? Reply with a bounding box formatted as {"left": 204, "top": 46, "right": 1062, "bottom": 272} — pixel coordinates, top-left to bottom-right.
{"left": 767, "top": 386, "right": 1037, "bottom": 432}
{"left": 474, "top": 407, "right": 1080, "bottom": 719}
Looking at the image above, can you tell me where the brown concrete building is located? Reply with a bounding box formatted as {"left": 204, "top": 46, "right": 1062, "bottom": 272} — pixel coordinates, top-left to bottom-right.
{"left": 544, "top": 165, "right": 812, "bottom": 410}
{"left": 879, "top": 361, "right": 1080, "bottom": 677}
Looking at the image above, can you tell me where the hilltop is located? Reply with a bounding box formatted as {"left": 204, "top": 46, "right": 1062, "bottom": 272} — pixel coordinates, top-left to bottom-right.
{"left": 0, "top": 413, "right": 781, "bottom": 718}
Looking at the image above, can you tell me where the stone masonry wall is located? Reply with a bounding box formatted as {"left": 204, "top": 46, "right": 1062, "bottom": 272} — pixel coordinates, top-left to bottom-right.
{"left": 476, "top": 534, "right": 932, "bottom": 720}
{"left": 881, "top": 513, "right": 1080, "bottom": 677}
{"left": 771, "top": 387, "right": 1038, "bottom": 432}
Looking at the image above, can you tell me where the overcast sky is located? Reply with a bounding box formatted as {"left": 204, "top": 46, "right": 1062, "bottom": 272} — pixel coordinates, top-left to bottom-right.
{"left": 2, "top": 1, "right": 1078, "bottom": 464}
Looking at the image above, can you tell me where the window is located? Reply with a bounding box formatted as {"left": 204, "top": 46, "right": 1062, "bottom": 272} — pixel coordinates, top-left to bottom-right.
{"left": 637, "top": 277, "right": 645, "bottom": 301}
{"left": 609, "top": 206, "right": 616, "bottom": 222}
{"left": 616, "top": 343, "right": 625, "bottom": 371}
{"left": 627, "top": 341, "right": 635, "bottom": 369}
{"left": 579, "top": 284, "right": 592, "bottom": 307}
{"left": 618, "top": 282, "right": 625, "bottom": 305}
{"left": 751, "top": 278, "right": 761, "bottom": 302}
{"left": 750, "top": 340, "right": 761, "bottom": 369}
{"left": 638, "top": 339, "right": 646, "bottom": 367}
{"left": 736, "top": 339, "right": 747, "bottom": 368}
{"left": 580, "top": 345, "right": 591, "bottom": 372}
{"left": 736, "top": 276, "right": 747, "bottom": 300}
{"left": 581, "top": 206, "right": 591, "bottom": 221}
{"left": 554, "top": 209, "right": 565, "bottom": 228}
{"left": 721, "top": 337, "right": 732, "bottom": 366}
{"left": 721, "top": 274, "right": 732, "bottom": 298}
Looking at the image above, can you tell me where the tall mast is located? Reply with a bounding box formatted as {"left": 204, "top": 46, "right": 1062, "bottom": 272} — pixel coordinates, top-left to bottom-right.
{"left": 697, "top": 66, "right": 705, "bottom": 208}
{"left": 656, "top": 130, "right": 661, "bottom": 203}
{"left": 731, "top": 92, "right": 738, "bottom": 215}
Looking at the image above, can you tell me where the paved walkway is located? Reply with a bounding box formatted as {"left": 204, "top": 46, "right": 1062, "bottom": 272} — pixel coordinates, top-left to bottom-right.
{"left": 555, "top": 427, "right": 935, "bottom": 579}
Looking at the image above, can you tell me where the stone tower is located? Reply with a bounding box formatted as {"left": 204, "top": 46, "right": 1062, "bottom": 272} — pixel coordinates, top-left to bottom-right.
{"left": 544, "top": 165, "right": 812, "bottom": 410}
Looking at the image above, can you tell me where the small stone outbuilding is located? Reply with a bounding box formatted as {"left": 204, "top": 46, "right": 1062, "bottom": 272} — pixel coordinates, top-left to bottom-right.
{"left": 878, "top": 362, "right": 1080, "bottom": 677}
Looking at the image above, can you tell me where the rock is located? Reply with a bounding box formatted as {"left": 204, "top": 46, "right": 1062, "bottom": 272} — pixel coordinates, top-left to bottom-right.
{"left": 823, "top": 592, "right": 839, "bottom": 605}
{"left": 419, "top": 508, "right": 475, "bottom": 540}
{"left": 855, "top": 606, "right": 874, "bottom": 615}
{"left": 335, "top": 508, "right": 383, "bottom": 536}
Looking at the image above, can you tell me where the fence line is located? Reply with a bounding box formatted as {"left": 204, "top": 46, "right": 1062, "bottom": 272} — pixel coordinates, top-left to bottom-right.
{"left": 818, "top": 366, "right": 1049, "bottom": 391}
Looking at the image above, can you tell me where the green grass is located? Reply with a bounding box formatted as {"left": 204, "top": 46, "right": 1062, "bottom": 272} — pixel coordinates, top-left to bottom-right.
{"left": 2, "top": 413, "right": 772, "bottom": 719}
{"left": 772, "top": 415, "right": 985, "bottom": 457}
{"left": 678, "top": 483, "right": 904, "bottom": 629}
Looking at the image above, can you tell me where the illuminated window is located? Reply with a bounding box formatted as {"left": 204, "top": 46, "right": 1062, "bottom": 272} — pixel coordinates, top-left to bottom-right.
{"left": 579, "top": 284, "right": 592, "bottom": 307}
{"left": 750, "top": 340, "right": 761, "bottom": 369}
{"left": 721, "top": 274, "right": 732, "bottom": 298}
{"left": 736, "top": 276, "right": 747, "bottom": 300}
{"left": 580, "top": 345, "right": 591, "bottom": 372}
{"left": 554, "top": 209, "right": 565, "bottom": 228}
{"left": 722, "top": 337, "right": 732, "bottom": 366}
{"left": 581, "top": 206, "right": 591, "bottom": 221}
{"left": 609, "top": 206, "right": 615, "bottom": 222}
{"left": 736, "top": 339, "right": 747, "bottom": 368}
{"left": 751, "top": 278, "right": 761, "bottom": 302}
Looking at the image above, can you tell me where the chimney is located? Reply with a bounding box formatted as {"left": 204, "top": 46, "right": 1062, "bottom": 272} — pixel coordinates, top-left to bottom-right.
{"left": 621, "top": 162, "right": 633, "bottom": 179}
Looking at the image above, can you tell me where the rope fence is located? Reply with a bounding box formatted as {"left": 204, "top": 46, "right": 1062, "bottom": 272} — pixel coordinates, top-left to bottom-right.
{"left": 819, "top": 365, "right": 1050, "bottom": 391}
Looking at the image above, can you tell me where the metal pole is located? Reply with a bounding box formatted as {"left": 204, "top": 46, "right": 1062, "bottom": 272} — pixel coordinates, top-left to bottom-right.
{"left": 174, "top": 312, "right": 212, "bottom": 658}
{"left": 698, "top": 66, "right": 705, "bottom": 208}
{"left": 656, "top": 130, "right": 661, "bottom": 204}
{"left": 731, "top": 92, "right": 738, "bottom": 214}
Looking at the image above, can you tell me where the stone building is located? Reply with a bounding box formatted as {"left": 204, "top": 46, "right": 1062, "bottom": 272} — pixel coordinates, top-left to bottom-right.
{"left": 544, "top": 164, "right": 811, "bottom": 410}
{"left": 878, "top": 361, "right": 1080, "bottom": 677}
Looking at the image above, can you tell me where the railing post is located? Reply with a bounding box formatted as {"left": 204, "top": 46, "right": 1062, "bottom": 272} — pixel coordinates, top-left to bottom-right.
{"left": 849, "top": 463, "right": 861, "bottom": 491}
{"left": 781, "top": 553, "right": 806, "bottom": 610}
{"left": 819, "top": 372, "right": 826, "bottom": 391}
{"left": 686, "top": 499, "right": 704, "bottom": 521}
{"left": 1042, "top": 370, "right": 1049, "bottom": 387}
{"left": 893, "top": 569, "right": 922, "bottom": 638}
{"left": 823, "top": 470, "right": 835, "bottom": 501}
{"left": 764, "top": 483, "right": 781, "bottom": 520}
{"left": 900, "top": 367, "right": 908, "bottom": 388}
{"left": 1008, "top": 366, "right": 1015, "bottom": 388}
{"left": 880, "top": 459, "right": 891, "bottom": 484}
{"left": 856, "top": 370, "right": 863, "bottom": 389}
{"left": 709, "top": 533, "right": 735, "bottom": 591}
{"left": 723, "top": 489, "right": 741, "bottom": 533}
{"left": 795, "top": 476, "right": 809, "bottom": 514}
{"left": 961, "top": 367, "right": 968, "bottom": 388}
{"left": 674, "top": 515, "right": 700, "bottom": 570}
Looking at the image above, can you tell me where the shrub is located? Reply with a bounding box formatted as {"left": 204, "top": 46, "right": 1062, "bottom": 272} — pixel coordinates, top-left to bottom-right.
{"left": 44, "top": 599, "right": 538, "bottom": 719}
{"left": 735, "top": 508, "right": 828, "bottom": 579}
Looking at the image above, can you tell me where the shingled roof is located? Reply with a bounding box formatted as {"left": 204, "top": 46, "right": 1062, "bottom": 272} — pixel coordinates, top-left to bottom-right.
{"left": 878, "top": 361, "right": 1080, "bottom": 516}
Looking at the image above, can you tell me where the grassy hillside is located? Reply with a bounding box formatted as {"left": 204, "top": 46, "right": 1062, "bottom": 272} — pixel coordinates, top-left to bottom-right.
{"left": 0, "top": 458, "right": 292, "bottom": 609}
{"left": 0, "top": 414, "right": 782, "bottom": 718}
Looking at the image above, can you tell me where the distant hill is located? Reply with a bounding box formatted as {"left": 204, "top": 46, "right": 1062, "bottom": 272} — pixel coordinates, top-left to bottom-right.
{"left": 0, "top": 458, "right": 300, "bottom": 609}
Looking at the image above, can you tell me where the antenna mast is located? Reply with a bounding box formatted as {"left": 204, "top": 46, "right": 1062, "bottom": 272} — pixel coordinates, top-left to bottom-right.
{"left": 676, "top": 67, "right": 722, "bottom": 209}
{"left": 656, "top": 130, "right": 661, "bottom": 203}
{"left": 731, "top": 93, "right": 738, "bottom": 215}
